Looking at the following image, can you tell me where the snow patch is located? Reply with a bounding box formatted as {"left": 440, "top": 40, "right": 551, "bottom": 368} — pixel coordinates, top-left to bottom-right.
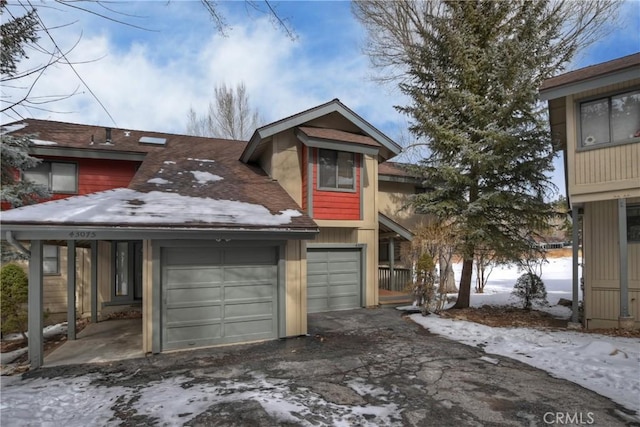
{"left": 1, "top": 123, "right": 27, "bottom": 134}
{"left": 187, "top": 157, "right": 215, "bottom": 163}
{"left": 190, "top": 171, "right": 223, "bottom": 184}
{"left": 147, "top": 177, "right": 170, "bottom": 185}
{"left": 30, "top": 139, "right": 58, "bottom": 146}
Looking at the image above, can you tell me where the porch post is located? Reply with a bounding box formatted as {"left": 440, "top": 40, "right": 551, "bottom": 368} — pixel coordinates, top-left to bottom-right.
{"left": 28, "top": 240, "right": 44, "bottom": 369}
{"left": 389, "top": 237, "right": 395, "bottom": 291}
{"left": 67, "top": 240, "right": 77, "bottom": 340}
{"left": 91, "top": 241, "right": 98, "bottom": 323}
{"left": 618, "top": 199, "right": 633, "bottom": 328}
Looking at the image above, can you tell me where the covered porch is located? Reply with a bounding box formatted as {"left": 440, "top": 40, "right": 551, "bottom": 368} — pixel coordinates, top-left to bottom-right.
{"left": 45, "top": 318, "right": 143, "bottom": 367}
{"left": 378, "top": 213, "right": 413, "bottom": 304}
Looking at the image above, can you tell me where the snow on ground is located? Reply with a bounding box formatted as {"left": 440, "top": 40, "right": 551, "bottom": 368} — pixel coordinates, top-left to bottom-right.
{"left": 0, "top": 373, "right": 401, "bottom": 427}
{"left": 1, "top": 323, "right": 69, "bottom": 366}
{"left": 410, "top": 257, "right": 640, "bottom": 417}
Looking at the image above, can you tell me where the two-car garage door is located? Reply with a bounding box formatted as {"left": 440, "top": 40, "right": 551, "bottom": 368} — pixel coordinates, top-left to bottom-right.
{"left": 162, "top": 246, "right": 278, "bottom": 351}
{"left": 307, "top": 248, "right": 362, "bottom": 313}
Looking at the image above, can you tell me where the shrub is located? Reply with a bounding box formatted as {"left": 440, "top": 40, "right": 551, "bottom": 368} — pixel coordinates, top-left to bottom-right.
{"left": 1, "top": 263, "right": 29, "bottom": 341}
{"left": 408, "top": 253, "right": 437, "bottom": 315}
{"left": 512, "top": 272, "right": 548, "bottom": 310}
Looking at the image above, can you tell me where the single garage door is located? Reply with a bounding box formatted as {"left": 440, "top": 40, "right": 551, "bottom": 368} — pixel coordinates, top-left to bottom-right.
{"left": 307, "top": 248, "right": 361, "bottom": 313}
{"left": 162, "top": 246, "right": 278, "bottom": 351}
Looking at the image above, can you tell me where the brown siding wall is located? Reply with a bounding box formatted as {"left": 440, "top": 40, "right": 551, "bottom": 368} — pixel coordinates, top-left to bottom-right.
{"left": 583, "top": 198, "right": 640, "bottom": 329}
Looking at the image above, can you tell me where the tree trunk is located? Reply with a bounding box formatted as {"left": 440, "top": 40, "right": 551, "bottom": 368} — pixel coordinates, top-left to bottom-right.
{"left": 452, "top": 257, "right": 473, "bottom": 309}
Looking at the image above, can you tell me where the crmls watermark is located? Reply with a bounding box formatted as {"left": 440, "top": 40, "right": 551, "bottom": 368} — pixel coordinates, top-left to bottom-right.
{"left": 543, "top": 412, "right": 595, "bottom": 425}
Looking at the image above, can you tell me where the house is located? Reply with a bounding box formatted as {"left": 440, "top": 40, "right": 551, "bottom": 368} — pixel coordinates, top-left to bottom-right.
{"left": 539, "top": 53, "right": 640, "bottom": 330}
{"left": 1, "top": 99, "right": 427, "bottom": 367}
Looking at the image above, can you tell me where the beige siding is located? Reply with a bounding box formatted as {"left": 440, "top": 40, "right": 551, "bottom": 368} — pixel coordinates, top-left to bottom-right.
{"left": 357, "top": 228, "right": 379, "bottom": 307}
{"left": 583, "top": 198, "right": 640, "bottom": 328}
{"left": 379, "top": 181, "right": 430, "bottom": 230}
{"left": 271, "top": 131, "right": 303, "bottom": 206}
{"left": 566, "top": 79, "right": 640, "bottom": 202}
{"left": 285, "top": 240, "right": 307, "bottom": 336}
{"left": 315, "top": 228, "right": 357, "bottom": 244}
{"left": 142, "top": 240, "right": 153, "bottom": 353}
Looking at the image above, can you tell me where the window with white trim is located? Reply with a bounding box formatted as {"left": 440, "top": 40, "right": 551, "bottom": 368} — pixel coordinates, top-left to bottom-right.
{"left": 318, "top": 149, "right": 355, "bottom": 191}
{"left": 579, "top": 90, "right": 640, "bottom": 147}
{"left": 24, "top": 161, "right": 78, "bottom": 193}
{"left": 43, "top": 245, "right": 59, "bottom": 275}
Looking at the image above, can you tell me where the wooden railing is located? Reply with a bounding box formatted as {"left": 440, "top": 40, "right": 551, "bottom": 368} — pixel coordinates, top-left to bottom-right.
{"left": 378, "top": 266, "right": 412, "bottom": 292}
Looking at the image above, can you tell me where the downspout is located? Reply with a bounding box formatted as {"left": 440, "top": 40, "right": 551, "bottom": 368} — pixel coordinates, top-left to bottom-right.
{"left": 5, "top": 231, "right": 30, "bottom": 257}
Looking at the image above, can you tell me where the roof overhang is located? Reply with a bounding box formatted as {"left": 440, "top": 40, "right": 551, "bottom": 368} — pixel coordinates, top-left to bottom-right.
{"left": 241, "top": 99, "right": 401, "bottom": 163}
{"left": 295, "top": 128, "right": 380, "bottom": 157}
{"left": 2, "top": 226, "right": 318, "bottom": 242}
{"left": 378, "top": 174, "right": 423, "bottom": 185}
{"left": 30, "top": 146, "right": 147, "bottom": 161}
{"left": 539, "top": 67, "right": 639, "bottom": 101}
{"left": 378, "top": 213, "right": 413, "bottom": 241}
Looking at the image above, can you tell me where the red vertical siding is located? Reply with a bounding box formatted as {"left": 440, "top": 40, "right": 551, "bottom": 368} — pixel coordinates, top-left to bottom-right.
{"left": 311, "top": 148, "right": 361, "bottom": 220}
{"left": 2, "top": 156, "right": 140, "bottom": 209}
{"left": 76, "top": 158, "right": 139, "bottom": 194}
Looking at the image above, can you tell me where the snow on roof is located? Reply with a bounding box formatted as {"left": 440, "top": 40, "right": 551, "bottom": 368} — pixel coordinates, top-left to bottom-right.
{"left": 1, "top": 123, "right": 27, "bottom": 135}
{"left": 0, "top": 188, "right": 303, "bottom": 227}
{"left": 190, "top": 171, "right": 223, "bottom": 184}
{"left": 31, "top": 139, "right": 58, "bottom": 146}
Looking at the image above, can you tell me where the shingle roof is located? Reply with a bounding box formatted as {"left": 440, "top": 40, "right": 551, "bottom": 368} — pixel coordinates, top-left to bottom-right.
{"left": 1, "top": 120, "right": 317, "bottom": 231}
{"left": 378, "top": 161, "right": 414, "bottom": 177}
{"left": 540, "top": 52, "right": 640, "bottom": 92}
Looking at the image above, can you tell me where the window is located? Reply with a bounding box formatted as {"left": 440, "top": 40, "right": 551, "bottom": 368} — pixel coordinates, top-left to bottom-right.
{"left": 43, "top": 245, "right": 59, "bottom": 275}
{"left": 318, "top": 149, "right": 355, "bottom": 190}
{"left": 114, "top": 242, "right": 129, "bottom": 297}
{"left": 580, "top": 90, "right": 640, "bottom": 147}
{"left": 628, "top": 205, "right": 640, "bottom": 243}
{"left": 23, "top": 161, "right": 77, "bottom": 193}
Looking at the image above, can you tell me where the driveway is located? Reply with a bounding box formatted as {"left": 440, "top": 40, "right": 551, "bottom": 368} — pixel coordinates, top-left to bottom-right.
{"left": 2, "top": 307, "right": 635, "bottom": 426}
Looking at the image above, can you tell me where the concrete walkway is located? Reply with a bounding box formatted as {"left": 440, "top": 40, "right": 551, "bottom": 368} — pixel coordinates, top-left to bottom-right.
{"left": 44, "top": 318, "right": 143, "bottom": 367}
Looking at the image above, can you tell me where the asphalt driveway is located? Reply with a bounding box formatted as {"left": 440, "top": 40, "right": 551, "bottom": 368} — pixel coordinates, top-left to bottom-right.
{"left": 4, "top": 307, "right": 637, "bottom": 426}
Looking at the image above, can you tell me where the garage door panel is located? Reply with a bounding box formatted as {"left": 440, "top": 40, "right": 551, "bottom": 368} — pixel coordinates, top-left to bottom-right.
{"left": 224, "top": 301, "right": 273, "bottom": 318}
{"left": 166, "top": 305, "right": 221, "bottom": 323}
{"left": 163, "top": 246, "right": 278, "bottom": 351}
{"left": 164, "top": 248, "right": 223, "bottom": 266}
{"left": 165, "top": 268, "right": 223, "bottom": 286}
{"left": 166, "top": 286, "right": 221, "bottom": 304}
{"left": 328, "top": 251, "right": 359, "bottom": 262}
{"left": 224, "top": 283, "right": 273, "bottom": 301}
{"left": 224, "top": 266, "right": 275, "bottom": 282}
{"left": 166, "top": 324, "right": 222, "bottom": 349}
{"left": 307, "top": 248, "right": 361, "bottom": 313}
{"left": 224, "top": 248, "right": 276, "bottom": 265}
{"left": 224, "top": 319, "right": 274, "bottom": 339}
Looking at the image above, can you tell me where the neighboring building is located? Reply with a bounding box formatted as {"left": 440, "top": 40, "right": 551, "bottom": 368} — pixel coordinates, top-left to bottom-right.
{"left": 540, "top": 53, "right": 640, "bottom": 329}
{"left": 1, "top": 99, "right": 428, "bottom": 367}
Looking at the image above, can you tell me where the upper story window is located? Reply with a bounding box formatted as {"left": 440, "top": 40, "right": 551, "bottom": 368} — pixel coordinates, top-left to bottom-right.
{"left": 580, "top": 90, "right": 640, "bottom": 148}
{"left": 23, "top": 161, "right": 78, "bottom": 193}
{"left": 318, "top": 149, "right": 355, "bottom": 191}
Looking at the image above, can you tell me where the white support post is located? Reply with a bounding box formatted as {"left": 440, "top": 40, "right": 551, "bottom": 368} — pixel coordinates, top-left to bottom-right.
{"left": 28, "top": 240, "right": 44, "bottom": 368}
{"left": 67, "top": 240, "right": 77, "bottom": 340}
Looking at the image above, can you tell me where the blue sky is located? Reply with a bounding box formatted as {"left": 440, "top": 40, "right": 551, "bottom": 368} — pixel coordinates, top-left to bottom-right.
{"left": 2, "top": 0, "right": 639, "bottom": 195}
